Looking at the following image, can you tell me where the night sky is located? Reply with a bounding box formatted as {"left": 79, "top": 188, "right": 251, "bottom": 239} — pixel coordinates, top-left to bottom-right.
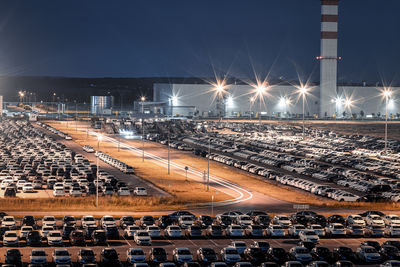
{"left": 0, "top": 0, "right": 398, "bottom": 83}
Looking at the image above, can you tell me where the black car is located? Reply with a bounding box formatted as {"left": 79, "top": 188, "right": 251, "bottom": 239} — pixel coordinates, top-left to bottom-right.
{"left": 311, "top": 247, "right": 335, "bottom": 263}
{"left": 84, "top": 226, "right": 98, "bottom": 239}
{"left": 78, "top": 248, "right": 96, "bottom": 265}
{"left": 120, "top": 216, "right": 135, "bottom": 229}
{"left": 298, "top": 241, "right": 316, "bottom": 251}
{"left": 105, "top": 226, "right": 119, "bottom": 240}
{"left": 315, "top": 215, "right": 327, "bottom": 227}
{"left": 4, "top": 187, "right": 16, "bottom": 197}
{"left": 158, "top": 215, "right": 173, "bottom": 229}
{"left": 0, "top": 226, "right": 10, "bottom": 240}
{"left": 383, "top": 241, "right": 400, "bottom": 250}
{"left": 27, "top": 231, "right": 42, "bottom": 246}
{"left": 380, "top": 245, "right": 400, "bottom": 261}
{"left": 140, "top": 216, "right": 155, "bottom": 227}
{"left": 149, "top": 247, "right": 168, "bottom": 263}
{"left": 333, "top": 246, "right": 356, "bottom": 262}
{"left": 196, "top": 248, "right": 217, "bottom": 263}
{"left": 359, "top": 211, "right": 385, "bottom": 217}
{"left": 4, "top": 249, "right": 22, "bottom": 266}
{"left": 62, "top": 225, "right": 76, "bottom": 239}
{"left": 243, "top": 247, "right": 265, "bottom": 265}
{"left": 197, "top": 215, "right": 213, "bottom": 228}
{"left": 361, "top": 241, "right": 381, "bottom": 251}
{"left": 186, "top": 225, "right": 202, "bottom": 238}
{"left": 22, "top": 216, "right": 35, "bottom": 227}
{"left": 92, "top": 230, "right": 107, "bottom": 245}
{"left": 251, "top": 241, "right": 270, "bottom": 253}
{"left": 63, "top": 216, "right": 76, "bottom": 226}
{"left": 327, "top": 215, "right": 345, "bottom": 225}
{"left": 100, "top": 248, "right": 120, "bottom": 266}
{"left": 169, "top": 211, "right": 195, "bottom": 221}
{"left": 266, "top": 247, "right": 288, "bottom": 264}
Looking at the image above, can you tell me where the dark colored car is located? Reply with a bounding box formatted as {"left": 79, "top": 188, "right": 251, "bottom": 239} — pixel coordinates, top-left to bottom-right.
{"left": 361, "top": 241, "right": 381, "bottom": 251}
{"left": 243, "top": 247, "right": 265, "bottom": 265}
{"left": 120, "top": 216, "right": 135, "bottom": 229}
{"left": 0, "top": 226, "right": 10, "bottom": 240}
{"left": 4, "top": 187, "right": 16, "bottom": 197}
{"left": 158, "top": 215, "right": 173, "bottom": 229}
{"left": 149, "top": 247, "right": 168, "bottom": 263}
{"left": 105, "top": 226, "right": 119, "bottom": 240}
{"left": 22, "top": 216, "right": 36, "bottom": 227}
{"left": 186, "top": 225, "right": 202, "bottom": 238}
{"left": 92, "top": 230, "right": 107, "bottom": 245}
{"left": 140, "top": 216, "right": 155, "bottom": 227}
{"left": 69, "top": 230, "right": 85, "bottom": 245}
{"left": 251, "top": 241, "right": 270, "bottom": 253}
{"left": 311, "top": 247, "right": 335, "bottom": 263}
{"left": 78, "top": 248, "right": 96, "bottom": 265}
{"left": 266, "top": 247, "right": 288, "bottom": 265}
{"left": 197, "top": 215, "right": 214, "bottom": 228}
{"left": 327, "top": 215, "right": 345, "bottom": 225}
{"left": 380, "top": 245, "right": 400, "bottom": 261}
{"left": 196, "top": 248, "right": 217, "bottom": 263}
{"left": 100, "top": 248, "right": 120, "bottom": 266}
{"left": 4, "top": 249, "right": 22, "bottom": 266}
{"left": 333, "top": 246, "right": 356, "bottom": 262}
{"left": 27, "top": 231, "right": 42, "bottom": 246}
{"left": 84, "top": 226, "right": 98, "bottom": 239}
{"left": 62, "top": 225, "right": 76, "bottom": 239}
{"left": 383, "top": 241, "right": 400, "bottom": 250}
{"left": 298, "top": 241, "right": 316, "bottom": 251}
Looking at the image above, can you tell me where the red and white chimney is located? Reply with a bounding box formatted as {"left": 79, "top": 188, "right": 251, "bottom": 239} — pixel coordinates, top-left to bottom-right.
{"left": 319, "top": 0, "right": 339, "bottom": 117}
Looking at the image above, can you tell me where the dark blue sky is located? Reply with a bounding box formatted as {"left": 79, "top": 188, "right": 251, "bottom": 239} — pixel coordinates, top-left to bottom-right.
{"left": 0, "top": 0, "right": 398, "bottom": 83}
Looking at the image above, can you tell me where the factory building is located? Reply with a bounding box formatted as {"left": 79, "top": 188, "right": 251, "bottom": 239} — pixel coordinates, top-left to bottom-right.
{"left": 152, "top": 0, "right": 399, "bottom": 119}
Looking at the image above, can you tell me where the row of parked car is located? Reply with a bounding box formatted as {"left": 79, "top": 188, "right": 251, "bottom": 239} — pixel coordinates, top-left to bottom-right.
{"left": 95, "top": 150, "right": 135, "bottom": 174}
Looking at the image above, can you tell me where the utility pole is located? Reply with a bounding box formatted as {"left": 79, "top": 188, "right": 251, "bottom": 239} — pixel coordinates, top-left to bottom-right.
{"left": 207, "top": 136, "right": 210, "bottom": 192}
{"left": 168, "top": 123, "right": 170, "bottom": 175}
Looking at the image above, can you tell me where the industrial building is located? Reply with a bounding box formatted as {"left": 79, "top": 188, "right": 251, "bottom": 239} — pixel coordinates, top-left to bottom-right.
{"left": 90, "top": 96, "right": 114, "bottom": 115}
{"left": 152, "top": 0, "right": 400, "bottom": 119}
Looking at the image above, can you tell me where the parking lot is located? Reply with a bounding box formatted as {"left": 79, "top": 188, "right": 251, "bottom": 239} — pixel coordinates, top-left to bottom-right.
{"left": 0, "top": 210, "right": 400, "bottom": 266}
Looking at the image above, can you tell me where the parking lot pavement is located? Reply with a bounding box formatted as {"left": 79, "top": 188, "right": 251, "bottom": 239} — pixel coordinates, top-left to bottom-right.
{"left": 34, "top": 123, "right": 170, "bottom": 198}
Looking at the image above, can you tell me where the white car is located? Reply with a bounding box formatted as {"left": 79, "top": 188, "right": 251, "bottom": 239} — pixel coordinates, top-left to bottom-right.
{"left": 220, "top": 247, "right": 241, "bottom": 265}
{"left": 236, "top": 215, "right": 253, "bottom": 226}
{"left": 173, "top": 247, "right": 193, "bottom": 264}
{"left": 2, "top": 216, "right": 17, "bottom": 229}
{"left": 145, "top": 225, "right": 161, "bottom": 238}
{"left": 299, "top": 230, "right": 320, "bottom": 243}
{"left": 165, "top": 225, "right": 182, "bottom": 238}
{"left": 266, "top": 224, "right": 285, "bottom": 237}
{"left": 134, "top": 187, "right": 147, "bottom": 196}
{"left": 47, "top": 231, "right": 63, "bottom": 246}
{"left": 42, "top": 216, "right": 57, "bottom": 228}
{"left": 385, "top": 225, "right": 400, "bottom": 237}
{"left": 101, "top": 215, "right": 116, "bottom": 228}
{"left": 273, "top": 215, "right": 292, "bottom": 228}
{"left": 126, "top": 248, "right": 146, "bottom": 264}
{"left": 308, "top": 224, "right": 325, "bottom": 237}
{"left": 40, "top": 226, "right": 54, "bottom": 239}
{"left": 384, "top": 215, "right": 400, "bottom": 226}
{"left": 69, "top": 187, "right": 82, "bottom": 197}
{"left": 347, "top": 215, "right": 366, "bottom": 226}
{"left": 365, "top": 215, "right": 385, "bottom": 226}
{"left": 81, "top": 216, "right": 97, "bottom": 228}
{"left": 20, "top": 226, "right": 34, "bottom": 239}
{"left": 325, "top": 223, "right": 346, "bottom": 237}
{"left": 30, "top": 249, "right": 48, "bottom": 265}
{"left": 52, "top": 249, "right": 71, "bottom": 265}
{"left": 226, "top": 225, "right": 244, "bottom": 237}
{"left": 124, "top": 225, "right": 141, "bottom": 239}
{"left": 53, "top": 189, "right": 65, "bottom": 197}
{"left": 83, "top": 145, "right": 95, "bottom": 153}
{"left": 179, "top": 215, "right": 195, "bottom": 229}
{"left": 118, "top": 187, "right": 131, "bottom": 196}
{"left": 22, "top": 183, "right": 34, "bottom": 193}
{"left": 134, "top": 230, "right": 151, "bottom": 245}
{"left": 288, "top": 224, "right": 306, "bottom": 237}
{"left": 3, "top": 231, "right": 19, "bottom": 246}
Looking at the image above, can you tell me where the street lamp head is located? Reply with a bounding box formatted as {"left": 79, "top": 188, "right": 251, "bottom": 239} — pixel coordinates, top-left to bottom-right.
{"left": 299, "top": 86, "right": 307, "bottom": 95}
{"left": 215, "top": 84, "right": 224, "bottom": 93}
{"left": 256, "top": 85, "right": 266, "bottom": 95}
{"left": 97, "top": 135, "right": 102, "bottom": 141}
{"left": 344, "top": 98, "right": 353, "bottom": 108}
{"left": 140, "top": 96, "right": 146, "bottom": 102}
{"left": 383, "top": 90, "right": 392, "bottom": 98}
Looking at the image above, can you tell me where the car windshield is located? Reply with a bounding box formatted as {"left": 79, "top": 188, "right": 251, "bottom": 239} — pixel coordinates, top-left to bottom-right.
{"left": 226, "top": 249, "right": 238, "bottom": 254}
{"left": 178, "top": 250, "right": 191, "bottom": 255}
{"left": 296, "top": 248, "right": 309, "bottom": 254}
{"left": 153, "top": 248, "right": 166, "bottom": 255}
{"left": 203, "top": 249, "right": 214, "bottom": 255}
{"left": 138, "top": 232, "right": 148, "bottom": 236}
{"left": 5, "top": 232, "right": 17, "bottom": 237}
{"left": 103, "top": 250, "right": 118, "bottom": 258}
{"left": 130, "top": 250, "right": 144, "bottom": 255}
{"left": 305, "top": 231, "right": 316, "bottom": 235}
{"left": 4, "top": 218, "right": 14, "bottom": 221}
{"left": 55, "top": 250, "right": 69, "bottom": 256}
{"left": 365, "top": 248, "right": 377, "bottom": 253}
{"left": 49, "top": 232, "right": 61, "bottom": 237}
{"left": 32, "top": 250, "right": 46, "bottom": 256}
{"left": 81, "top": 250, "right": 94, "bottom": 256}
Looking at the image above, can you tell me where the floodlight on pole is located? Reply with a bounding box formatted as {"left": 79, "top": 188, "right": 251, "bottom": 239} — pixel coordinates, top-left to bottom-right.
{"left": 382, "top": 88, "right": 393, "bottom": 153}
{"left": 298, "top": 86, "right": 308, "bottom": 138}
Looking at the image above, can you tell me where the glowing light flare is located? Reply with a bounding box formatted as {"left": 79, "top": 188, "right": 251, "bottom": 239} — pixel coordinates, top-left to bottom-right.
{"left": 298, "top": 86, "right": 308, "bottom": 96}
{"left": 344, "top": 98, "right": 353, "bottom": 108}
{"left": 97, "top": 135, "right": 103, "bottom": 141}
{"left": 383, "top": 90, "right": 392, "bottom": 98}
{"left": 226, "top": 95, "right": 234, "bottom": 106}
{"left": 140, "top": 96, "right": 146, "bottom": 102}
{"left": 171, "top": 95, "right": 178, "bottom": 106}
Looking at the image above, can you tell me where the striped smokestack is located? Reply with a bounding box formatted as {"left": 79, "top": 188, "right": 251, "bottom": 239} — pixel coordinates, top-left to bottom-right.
{"left": 319, "top": 0, "right": 339, "bottom": 117}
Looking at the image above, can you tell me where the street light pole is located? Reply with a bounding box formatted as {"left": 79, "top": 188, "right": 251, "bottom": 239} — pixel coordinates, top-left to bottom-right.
{"left": 168, "top": 122, "right": 170, "bottom": 175}
{"left": 96, "top": 155, "right": 99, "bottom": 209}
{"left": 142, "top": 120, "right": 145, "bottom": 162}
{"left": 385, "top": 95, "right": 388, "bottom": 153}
{"left": 302, "top": 93, "right": 305, "bottom": 138}
{"left": 207, "top": 136, "right": 210, "bottom": 192}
